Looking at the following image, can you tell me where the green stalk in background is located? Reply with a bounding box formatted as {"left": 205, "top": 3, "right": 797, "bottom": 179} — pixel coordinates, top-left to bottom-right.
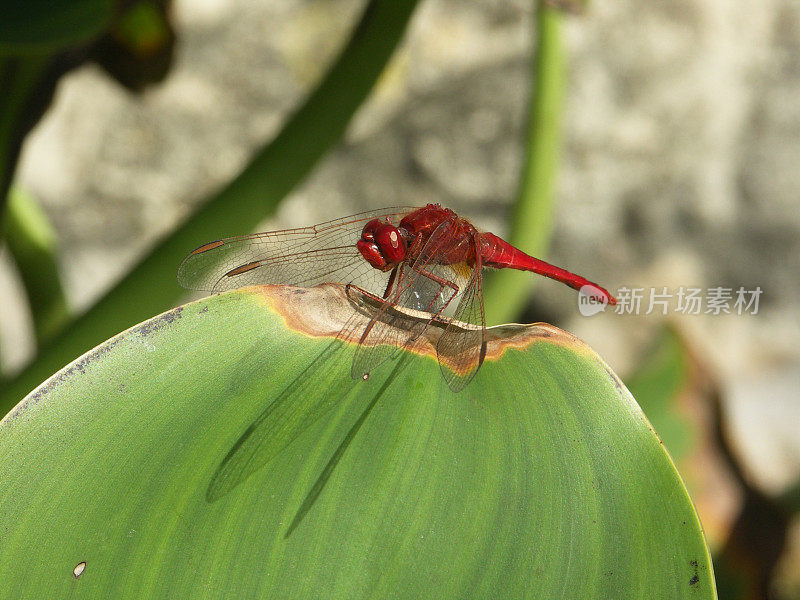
{"left": 2, "top": 186, "right": 70, "bottom": 348}
{"left": 0, "top": 56, "right": 50, "bottom": 217}
{"left": 0, "top": 0, "right": 420, "bottom": 414}
{"left": 481, "top": 2, "right": 565, "bottom": 325}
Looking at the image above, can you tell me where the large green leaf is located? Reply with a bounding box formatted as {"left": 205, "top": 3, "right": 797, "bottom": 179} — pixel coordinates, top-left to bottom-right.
{"left": 0, "top": 285, "right": 715, "bottom": 598}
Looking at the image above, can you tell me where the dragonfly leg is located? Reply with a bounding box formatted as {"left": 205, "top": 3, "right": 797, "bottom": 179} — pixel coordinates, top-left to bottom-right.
{"left": 344, "top": 283, "right": 389, "bottom": 308}
{"left": 382, "top": 266, "right": 400, "bottom": 299}
{"left": 342, "top": 284, "right": 391, "bottom": 352}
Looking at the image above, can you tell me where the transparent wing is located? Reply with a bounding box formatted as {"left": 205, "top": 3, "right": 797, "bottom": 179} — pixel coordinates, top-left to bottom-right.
{"left": 348, "top": 264, "right": 439, "bottom": 382}
{"left": 350, "top": 217, "right": 472, "bottom": 381}
{"left": 436, "top": 236, "right": 487, "bottom": 392}
{"left": 177, "top": 207, "right": 416, "bottom": 295}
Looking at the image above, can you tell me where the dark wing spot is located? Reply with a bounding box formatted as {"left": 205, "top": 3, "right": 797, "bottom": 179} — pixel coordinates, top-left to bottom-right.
{"left": 225, "top": 261, "right": 262, "bottom": 277}
{"left": 192, "top": 240, "right": 224, "bottom": 254}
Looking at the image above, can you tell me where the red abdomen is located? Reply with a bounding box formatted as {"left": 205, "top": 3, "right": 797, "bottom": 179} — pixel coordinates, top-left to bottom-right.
{"left": 479, "top": 232, "right": 617, "bottom": 304}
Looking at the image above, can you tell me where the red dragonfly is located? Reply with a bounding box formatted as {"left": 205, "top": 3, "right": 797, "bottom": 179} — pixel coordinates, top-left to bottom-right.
{"left": 178, "top": 204, "right": 615, "bottom": 392}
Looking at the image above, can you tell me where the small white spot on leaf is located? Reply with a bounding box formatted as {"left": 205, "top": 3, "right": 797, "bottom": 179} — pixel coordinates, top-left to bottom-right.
{"left": 73, "top": 561, "right": 86, "bottom": 579}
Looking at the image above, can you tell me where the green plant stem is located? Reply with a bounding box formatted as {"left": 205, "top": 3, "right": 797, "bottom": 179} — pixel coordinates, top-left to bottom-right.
{"left": 0, "top": 56, "right": 50, "bottom": 218}
{"left": 481, "top": 2, "right": 565, "bottom": 325}
{"left": 2, "top": 186, "right": 70, "bottom": 348}
{"left": 0, "top": 0, "right": 420, "bottom": 414}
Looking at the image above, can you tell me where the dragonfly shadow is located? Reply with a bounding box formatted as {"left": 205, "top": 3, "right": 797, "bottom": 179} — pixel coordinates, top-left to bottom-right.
{"left": 205, "top": 337, "right": 356, "bottom": 503}
{"left": 206, "top": 283, "right": 461, "bottom": 541}
{"left": 205, "top": 292, "right": 419, "bottom": 536}
{"left": 284, "top": 353, "right": 411, "bottom": 538}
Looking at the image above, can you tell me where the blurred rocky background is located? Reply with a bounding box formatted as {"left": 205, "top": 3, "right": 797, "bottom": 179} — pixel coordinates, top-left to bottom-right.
{"left": 1, "top": 0, "right": 799, "bottom": 596}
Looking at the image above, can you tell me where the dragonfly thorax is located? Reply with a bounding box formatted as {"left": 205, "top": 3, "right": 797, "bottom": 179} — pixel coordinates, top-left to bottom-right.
{"left": 357, "top": 218, "right": 409, "bottom": 271}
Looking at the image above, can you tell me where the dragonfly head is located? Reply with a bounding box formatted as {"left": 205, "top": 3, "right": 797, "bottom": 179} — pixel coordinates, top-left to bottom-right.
{"left": 358, "top": 218, "right": 408, "bottom": 271}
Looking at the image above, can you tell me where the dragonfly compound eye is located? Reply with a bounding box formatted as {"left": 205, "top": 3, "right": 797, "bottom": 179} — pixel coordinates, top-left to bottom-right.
{"left": 357, "top": 239, "right": 389, "bottom": 269}
{"left": 361, "top": 218, "right": 386, "bottom": 242}
{"left": 374, "top": 224, "right": 407, "bottom": 263}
